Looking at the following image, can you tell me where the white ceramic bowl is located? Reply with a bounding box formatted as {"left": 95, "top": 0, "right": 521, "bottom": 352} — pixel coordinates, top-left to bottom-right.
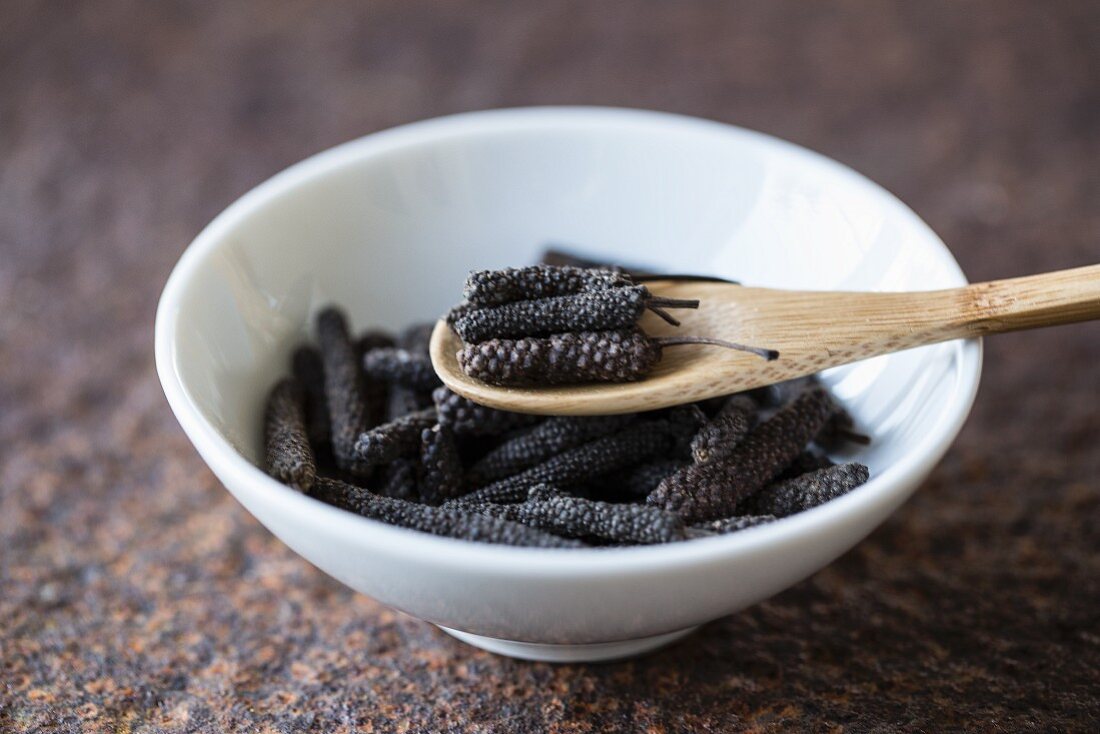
{"left": 155, "top": 107, "right": 982, "bottom": 662}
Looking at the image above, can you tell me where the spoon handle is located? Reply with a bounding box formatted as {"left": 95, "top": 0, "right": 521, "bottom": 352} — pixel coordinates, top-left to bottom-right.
{"left": 943, "top": 263, "right": 1100, "bottom": 337}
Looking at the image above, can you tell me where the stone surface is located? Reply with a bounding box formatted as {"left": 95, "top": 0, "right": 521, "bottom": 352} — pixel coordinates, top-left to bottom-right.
{"left": 1, "top": 1, "right": 1098, "bottom": 731}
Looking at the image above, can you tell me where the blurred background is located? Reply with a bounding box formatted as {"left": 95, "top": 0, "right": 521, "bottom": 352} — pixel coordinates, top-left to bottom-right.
{"left": 2, "top": 1, "right": 1097, "bottom": 731}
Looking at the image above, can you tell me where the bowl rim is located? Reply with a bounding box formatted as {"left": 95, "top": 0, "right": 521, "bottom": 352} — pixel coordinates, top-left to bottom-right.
{"left": 154, "top": 106, "right": 983, "bottom": 577}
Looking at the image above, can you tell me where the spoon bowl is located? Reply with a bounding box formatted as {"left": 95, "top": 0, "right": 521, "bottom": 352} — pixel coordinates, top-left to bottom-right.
{"left": 433, "top": 265, "right": 1100, "bottom": 415}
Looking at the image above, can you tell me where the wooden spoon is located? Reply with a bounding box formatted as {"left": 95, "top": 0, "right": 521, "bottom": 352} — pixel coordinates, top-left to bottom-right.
{"left": 430, "top": 264, "right": 1100, "bottom": 416}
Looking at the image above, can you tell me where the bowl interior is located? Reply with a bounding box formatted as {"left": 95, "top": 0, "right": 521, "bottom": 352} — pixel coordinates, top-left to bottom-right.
{"left": 165, "top": 109, "right": 973, "bottom": 484}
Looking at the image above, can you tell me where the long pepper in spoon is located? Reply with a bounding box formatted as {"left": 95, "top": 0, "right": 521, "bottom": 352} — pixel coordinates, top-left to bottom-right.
{"left": 430, "top": 264, "right": 1100, "bottom": 416}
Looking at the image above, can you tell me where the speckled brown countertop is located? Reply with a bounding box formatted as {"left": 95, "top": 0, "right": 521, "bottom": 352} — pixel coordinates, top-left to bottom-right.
{"left": 2, "top": 2, "right": 1098, "bottom": 731}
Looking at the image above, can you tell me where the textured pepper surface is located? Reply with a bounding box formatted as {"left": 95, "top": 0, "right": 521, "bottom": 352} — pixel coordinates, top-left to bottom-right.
{"left": 458, "top": 329, "right": 662, "bottom": 386}
{"left": 470, "top": 485, "right": 685, "bottom": 544}
{"left": 453, "top": 286, "right": 664, "bottom": 342}
{"left": 463, "top": 265, "right": 630, "bottom": 307}
{"left": 418, "top": 424, "right": 464, "bottom": 504}
{"left": 352, "top": 408, "right": 437, "bottom": 467}
{"left": 377, "top": 458, "right": 419, "bottom": 502}
{"left": 263, "top": 378, "right": 317, "bottom": 491}
{"left": 291, "top": 346, "right": 331, "bottom": 449}
{"left": 363, "top": 348, "right": 441, "bottom": 391}
{"left": 689, "top": 514, "right": 778, "bottom": 537}
{"left": 316, "top": 308, "right": 374, "bottom": 473}
{"left": 690, "top": 395, "right": 756, "bottom": 463}
{"left": 432, "top": 387, "right": 541, "bottom": 436}
{"left": 445, "top": 301, "right": 475, "bottom": 327}
{"left": 309, "top": 478, "right": 583, "bottom": 548}
{"left": 740, "top": 463, "right": 869, "bottom": 517}
{"left": 467, "top": 414, "right": 638, "bottom": 486}
{"left": 452, "top": 417, "right": 687, "bottom": 506}
{"left": 274, "top": 302, "right": 861, "bottom": 547}
{"left": 647, "top": 388, "right": 838, "bottom": 522}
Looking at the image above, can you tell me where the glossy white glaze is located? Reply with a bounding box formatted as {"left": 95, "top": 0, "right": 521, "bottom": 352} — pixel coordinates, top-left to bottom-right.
{"left": 155, "top": 108, "right": 982, "bottom": 660}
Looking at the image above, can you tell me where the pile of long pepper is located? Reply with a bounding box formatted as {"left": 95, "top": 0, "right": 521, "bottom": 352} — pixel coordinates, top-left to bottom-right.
{"left": 263, "top": 255, "right": 869, "bottom": 547}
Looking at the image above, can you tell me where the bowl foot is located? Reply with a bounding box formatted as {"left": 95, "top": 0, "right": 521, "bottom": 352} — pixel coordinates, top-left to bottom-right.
{"left": 436, "top": 625, "right": 699, "bottom": 662}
